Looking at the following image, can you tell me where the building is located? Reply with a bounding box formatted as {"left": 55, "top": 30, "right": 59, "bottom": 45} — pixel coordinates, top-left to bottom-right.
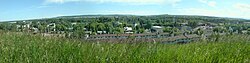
{"left": 124, "top": 27, "right": 133, "bottom": 34}
{"left": 47, "top": 23, "right": 56, "bottom": 33}
{"left": 71, "top": 22, "right": 77, "bottom": 25}
{"left": 151, "top": 26, "right": 163, "bottom": 33}
{"left": 133, "top": 23, "right": 138, "bottom": 27}
{"left": 97, "top": 31, "right": 107, "bottom": 34}
{"left": 32, "top": 27, "right": 39, "bottom": 33}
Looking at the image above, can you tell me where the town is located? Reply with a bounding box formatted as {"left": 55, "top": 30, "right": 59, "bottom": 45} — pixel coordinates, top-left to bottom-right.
{"left": 1, "top": 15, "right": 250, "bottom": 43}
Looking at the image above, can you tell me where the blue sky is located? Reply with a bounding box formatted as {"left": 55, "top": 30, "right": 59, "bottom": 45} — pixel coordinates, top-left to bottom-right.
{"left": 0, "top": 0, "right": 250, "bottom": 21}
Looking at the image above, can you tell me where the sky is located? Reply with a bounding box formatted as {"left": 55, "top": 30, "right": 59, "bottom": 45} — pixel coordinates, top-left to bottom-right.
{"left": 0, "top": 0, "right": 250, "bottom": 21}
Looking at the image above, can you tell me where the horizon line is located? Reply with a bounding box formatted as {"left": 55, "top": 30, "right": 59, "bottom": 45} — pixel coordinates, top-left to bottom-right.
{"left": 1, "top": 14, "right": 249, "bottom": 22}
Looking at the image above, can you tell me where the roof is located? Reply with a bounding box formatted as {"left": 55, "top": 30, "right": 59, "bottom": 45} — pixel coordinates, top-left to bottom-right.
{"left": 152, "top": 26, "right": 163, "bottom": 29}
{"left": 124, "top": 27, "right": 133, "bottom": 31}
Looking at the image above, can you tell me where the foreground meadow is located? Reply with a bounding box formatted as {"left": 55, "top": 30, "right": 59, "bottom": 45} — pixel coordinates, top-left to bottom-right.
{"left": 0, "top": 32, "right": 249, "bottom": 63}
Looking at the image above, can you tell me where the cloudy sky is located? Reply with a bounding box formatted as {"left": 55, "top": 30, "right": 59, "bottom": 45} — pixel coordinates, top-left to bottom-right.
{"left": 0, "top": 0, "right": 250, "bottom": 21}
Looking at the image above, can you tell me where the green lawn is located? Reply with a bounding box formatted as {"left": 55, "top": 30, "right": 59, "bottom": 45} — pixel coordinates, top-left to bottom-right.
{"left": 0, "top": 32, "right": 249, "bottom": 63}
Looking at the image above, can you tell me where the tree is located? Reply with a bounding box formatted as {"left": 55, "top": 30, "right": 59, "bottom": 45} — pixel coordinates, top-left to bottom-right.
{"left": 88, "top": 22, "right": 98, "bottom": 32}
{"left": 163, "top": 27, "right": 172, "bottom": 33}
{"left": 194, "top": 28, "right": 204, "bottom": 36}
{"left": 145, "top": 21, "right": 152, "bottom": 29}
{"left": 114, "top": 28, "right": 124, "bottom": 34}
{"left": 38, "top": 25, "right": 46, "bottom": 33}
{"left": 97, "top": 23, "right": 105, "bottom": 31}
{"left": 72, "top": 24, "right": 85, "bottom": 38}
{"left": 213, "top": 27, "right": 227, "bottom": 33}
{"left": 188, "top": 21, "right": 198, "bottom": 28}
{"left": 247, "top": 28, "right": 250, "bottom": 35}
{"left": 56, "top": 24, "right": 66, "bottom": 32}
{"left": 138, "top": 28, "right": 145, "bottom": 33}
{"left": 104, "top": 23, "right": 113, "bottom": 33}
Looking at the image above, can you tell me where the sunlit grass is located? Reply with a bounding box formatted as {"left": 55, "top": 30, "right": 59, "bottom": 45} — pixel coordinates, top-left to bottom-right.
{"left": 0, "top": 32, "right": 249, "bottom": 63}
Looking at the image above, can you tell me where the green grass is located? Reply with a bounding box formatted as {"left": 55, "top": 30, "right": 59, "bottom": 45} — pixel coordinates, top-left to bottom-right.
{"left": 0, "top": 32, "right": 249, "bottom": 63}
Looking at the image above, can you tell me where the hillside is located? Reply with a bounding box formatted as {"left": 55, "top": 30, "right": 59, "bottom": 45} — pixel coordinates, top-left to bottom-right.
{"left": 6, "top": 14, "right": 250, "bottom": 23}
{"left": 0, "top": 32, "right": 249, "bottom": 62}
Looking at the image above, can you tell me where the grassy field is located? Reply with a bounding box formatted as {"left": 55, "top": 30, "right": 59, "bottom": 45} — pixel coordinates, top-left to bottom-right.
{"left": 0, "top": 32, "right": 249, "bottom": 63}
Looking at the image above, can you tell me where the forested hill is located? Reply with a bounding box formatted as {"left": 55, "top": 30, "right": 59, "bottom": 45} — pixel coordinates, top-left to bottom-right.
{"left": 5, "top": 14, "right": 250, "bottom": 24}
{"left": 58, "top": 14, "right": 249, "bottom": 22}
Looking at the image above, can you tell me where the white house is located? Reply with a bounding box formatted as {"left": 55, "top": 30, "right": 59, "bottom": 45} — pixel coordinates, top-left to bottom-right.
{"left": 97, "top": 31, "right": 107, "bottom": 34}
{"left": 47, "top": 23, "right": 56, "bottom": 32}
{"left": 71, "top": 22, "right": 77, "bottom": 25}
{"left": 151, "top": 26, "right": 163, "bottom": 33}
{"left": 133, "top": 23, "right": 138, "bottom": 27}
{"left": 32, "top": 27, "right": 39, "bottom": 33}
{"left": 47, "top": 23, "right": 56, "bottom": 28}
{"left": 124, "top": 27, "right": 133, "bottom": 34}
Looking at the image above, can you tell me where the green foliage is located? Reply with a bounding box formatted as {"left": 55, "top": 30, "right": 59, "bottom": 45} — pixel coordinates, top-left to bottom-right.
{"left": 194, "top": 28, "right": 204, "bottom": 36}
{"left": 113, "top": 28, "right": 124, "bottom": 34}
{"left": 71, "top": 24, "right": 85, "bottom": 38}
{"left": 0, "top": 32, "right": 249, "bottom": 63}
{"left": 88, "top": 22, "right": 98, "bottom": 32}
{"left": 188, "top": 21, "right": 198, "bottom": 28}
{"left": 56, "top": 24, "right": 67, "bottom": 32}
{"left": 1, "top": 15, "right": 250, "bottom": 35}
{"left": 138, "top": 28, "right": 145, "bottom": 33}
{"left": 213, "top": 27, "right": 227, "bottom": 33}
{"left": 145, "top": 21, "right": 152, "bottom": 29}
{"left": 97, "top": 23, "right": 105, "bottom": 31}
{"left": 38, "top": 25, "right": 46, "bottom": 33}
{"left": 163, "top": 27, "right": 172, "bottom": 33}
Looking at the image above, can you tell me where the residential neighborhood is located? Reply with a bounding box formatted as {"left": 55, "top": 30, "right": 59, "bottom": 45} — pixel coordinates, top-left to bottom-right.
{"left": 1, "top": 15, "right": 250, "bottom": 43}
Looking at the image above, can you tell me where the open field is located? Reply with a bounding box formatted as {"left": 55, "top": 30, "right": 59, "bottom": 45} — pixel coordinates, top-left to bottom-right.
{"left": 0, "top": 32, "right": 250, "bottom": 63}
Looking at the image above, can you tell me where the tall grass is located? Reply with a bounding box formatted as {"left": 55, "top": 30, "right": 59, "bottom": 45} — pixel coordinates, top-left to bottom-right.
{"left": 0, "top": 32, "right": 249, "bottom": 63}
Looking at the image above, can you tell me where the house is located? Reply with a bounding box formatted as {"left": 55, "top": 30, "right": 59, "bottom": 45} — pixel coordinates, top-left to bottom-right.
{"left": 85, "top": 31, "right": 92, "bottom": 34}
{"left": 115, "top": 22, "right": 123, "bottom": 25}
{"left": 67, "top": 27, "right": 74, "bottom": 30}
{"left": 151, "top": 26, "right": 163, "bottom": 33}
{"left": 47, "top": 23, "right": 56, "bottom": 28}
{"left": 22, "top": 22, "right": 32, "bottom": 29}
{"left": 47, "top": 23, "right": 56, "bottom": 32}
{"left": 97, "top": 31, "right": 107, "bottom": 34}
{"left": 194, "top": 26, "right": 214, "bottom": 35}
{"left": 242, "top": 30, "right": 248, "bottom": 34}
{"left": 124, "top": 27, "right": 133, "bottom": 34}
{"left": 32, "top": 27, "right": 39, "bottom": 33}
{"left": 181, "top": 22, "right": 188, "bottom": 26}
{"left": 194, "top": 26, "right": 214, "bottom": 31}
{"left": 16, "top": 25, "right": 21, "bottom": 31}
{"left": 16, "top": 25, "right": 21, "bottom": 28}
{"left": 133, "top": 23, "right": 138, "bottom": 27}
{"left": 71, "top": 22, "right": 77, "bottom": 25}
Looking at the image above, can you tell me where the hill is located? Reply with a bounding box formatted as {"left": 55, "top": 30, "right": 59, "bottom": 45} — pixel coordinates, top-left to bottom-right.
{"left": 5, "top": 14, "right": 250, "bottom": 23}
{"left": 0, "top": 32, "right": 249, "bottom": 62}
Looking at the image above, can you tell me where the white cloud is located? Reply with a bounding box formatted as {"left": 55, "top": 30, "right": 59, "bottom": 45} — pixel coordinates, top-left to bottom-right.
{"left": 44, "top": 0, "right": 181, "bottom": 5}
{"left": 233, "top": 3, "right": 250, "bottom": 12}
{"left": 198, "top": 0, "right": 216, "bottom": 7}
{"left": 45, "top": 0, "right": 80, "bottom": 4}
